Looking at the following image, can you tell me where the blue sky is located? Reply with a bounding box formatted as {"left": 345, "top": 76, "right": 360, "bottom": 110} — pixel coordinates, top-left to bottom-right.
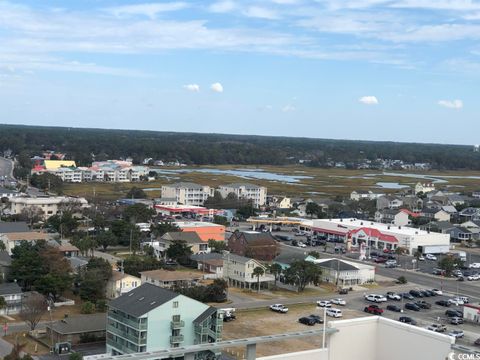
{"left": 0, "top": 0, "right": 479, "bottom": 145}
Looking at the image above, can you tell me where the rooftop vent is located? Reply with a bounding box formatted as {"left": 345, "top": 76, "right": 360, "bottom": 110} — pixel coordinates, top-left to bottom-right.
{"left": 139, "top": 297, "right": 145, "bottom": 301}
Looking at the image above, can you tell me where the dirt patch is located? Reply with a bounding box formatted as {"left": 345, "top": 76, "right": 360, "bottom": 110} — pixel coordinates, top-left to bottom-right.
{"left": 222, "top": 304, "right": 364, "bottom": 357}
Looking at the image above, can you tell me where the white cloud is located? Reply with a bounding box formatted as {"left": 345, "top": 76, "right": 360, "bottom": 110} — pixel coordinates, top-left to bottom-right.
{"left": 438, "top": 99, "right": 463, "bottom": 109}
{"left": 282, "top": 104, "right": 295, "bottom": 112}
{"left": 107, "top": 2, "right": 188, "bottom": 19}
{"left": 243, "top": 6, "right": 280, "bottom": 20}
{"left": 209, "top": 0, "right": 237, "bottom": 13}
{"left": 183, "top": 84, "right": 200, "bottom": 92}
{"left": 359, "top": 96, "right": 379, "bottom": 105}
{"left": 271, "top": 0, "right": 301, "bottom": 4}
{"left": 210, "top": 82, "right": 224, "bottom": 93}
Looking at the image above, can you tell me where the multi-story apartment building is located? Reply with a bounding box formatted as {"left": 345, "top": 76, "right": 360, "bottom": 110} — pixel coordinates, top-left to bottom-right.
{"left": 161, "top": 183, "right": 213, "bottom": 206}
{"left": 218, "top": 183, "right": 267, "bottom": 207}
{"left": 8, "top": 196, "right": 88, "bottom": 219}
{"left": 106, "top": 283, "right": 223, "bottom": 357}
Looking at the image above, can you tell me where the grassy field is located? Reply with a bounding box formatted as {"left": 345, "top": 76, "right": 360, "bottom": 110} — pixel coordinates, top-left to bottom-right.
{"left": 63, "top": 165, "right": 480, "bottom": 201}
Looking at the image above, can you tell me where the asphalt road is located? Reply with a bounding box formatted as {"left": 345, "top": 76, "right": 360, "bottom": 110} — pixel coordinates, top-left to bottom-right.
{"left": 0, "top": 156, "right": 15, "bottom": 184}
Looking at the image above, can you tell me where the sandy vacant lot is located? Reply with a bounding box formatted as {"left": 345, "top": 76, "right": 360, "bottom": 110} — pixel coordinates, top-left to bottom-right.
{"left": 222, "top": 304, "right": 364, "bottom": 358}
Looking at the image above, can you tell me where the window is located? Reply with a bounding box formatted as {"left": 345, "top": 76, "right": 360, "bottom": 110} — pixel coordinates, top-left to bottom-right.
{"left": 173, "top": 301, "right": 179, "bottom": 308}
{"left": 172, "top": 315, "right": 180, "bottom": 322}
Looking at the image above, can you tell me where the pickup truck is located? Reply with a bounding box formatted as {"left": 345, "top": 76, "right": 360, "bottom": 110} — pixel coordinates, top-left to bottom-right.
{"left": 270, "top": 304, "right": 289, "bottom": 313}
{"left": 427, "top": 324, "right": 447, "bottom": 333}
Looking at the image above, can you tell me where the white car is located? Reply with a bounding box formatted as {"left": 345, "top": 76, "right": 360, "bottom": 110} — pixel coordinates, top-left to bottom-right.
{"left": 469, "top": 263, "right": 480, "bottom": 269}
{"left": 448, "top": 330, "right": 464, "bottom": 339}
{"left": 269, "top": 304, "right": 289, "bottom": 313}
{"left": 317, "top": 300, "right": 332, "bottom": 308}
{"left": 326, "top": 308, "right": 343, "bottom": 318}
{"left": 298, "top": 242, "right": 307, "bottom": 248}
{"left": 431, "top": 288, "right": 443, "bottom": 295}
{"left": 448, "top": 298, "right": 464, "bottom": 306}
{"left": 386, "top": 292, "right": 401, "bottom": 301}
{"left": 467, "top": 274, "right": 480, "bottom": 281}
{"left": 425, "top": 254, "right": 437, "bottom": 261}
{"left": 365, "top": 294, "right": 387, "bottom": 303}
{"left": 331, "top": 298, "right": 346, "bottom": 306}
{"left": 427, "top": 324, "right": 447, "bottom": 333}
{"left": 418, "top": 255, "right": 425, "bottom": 261}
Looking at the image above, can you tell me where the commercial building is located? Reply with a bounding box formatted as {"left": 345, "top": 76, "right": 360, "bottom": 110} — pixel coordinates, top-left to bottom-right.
{"left": 218, "top": 183, "right": 267, "bottom": 207}
{"left": 303, "top": 218, "right": 450, "bottom": 255}
{"left": 8, "top": 196, "right": 88, "bottom": 219}
{"left": 463, "top": 304, "right": 480, "bottom": 323}
{"left": 106, "top": 283, "right": 223, "bottom": 356}
{"left": 174, "top": 221, "right": 225, "bottom": 242}
{"left": 161, "top": 183, "right": 213, "bottom": 206}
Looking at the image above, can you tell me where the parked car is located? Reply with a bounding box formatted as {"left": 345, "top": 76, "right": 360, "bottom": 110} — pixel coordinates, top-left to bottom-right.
{"left": 419, "top": 290, "right": 431, "bottom": 297}
{"left": 435, "top": 300, "right": 451, "bottom": 307}
{"left": 299, "top": 316, "right": 316, "bottom": 326}
{"left": 450, "top": 317, "right": 464, "bottom": 325}
{"left": 374, "top": 257, "right": 388, "bottom": 264}
{"left": 409, "top": 290, "right": 423, "bottom": 298}
{"left": 418, "top": 255, "right": 425, "bottom": 261}
{"left": 270, "top": 304, "right": 288, "bottom": 313}
{"left": 448, "top": 330, "right": 464, "bottom": 339}
{"left": 423, "top": 290, "right": 436, "bottom": 297}
{"left": 458, "top": 296, "right": 469, "bottom": 304}
{"left": 317, "top": 300, "right": 332, "bottom": 308}
{"left": 399, "top": 316, "right": 417, "bottom": 325}
{"left": 432, "top": 269, "right": 445, "bottom": 276}
{"left": 338, "top": 288, "right": 349, "bottom": 295}
{"left": 467, "top": 274, "right": 480, "bottom": 281}
{"left": 468, "top": 262, "right": 480, "bottom": 269}
{"left": 405, "top": 303, "right": 421, "bottom": 311}
{"left": 415, "top": 301, "right": 431, "bottom": 309}
{"left": 326, "top": 308, "right": 343, "bottom": 318}
{"left": 307, "top": 314, "right": 324, "bottom": 324}
{"left": 474, "top": 338, "right": 480, "bottom": 346}
{"left": 386, "top": 292, "right": 401, "bottom": 301}
{"left": 448, "top": 298, "right": 464, "bottom": 306}
{"left": 445, "top": 309, "right": 463, "bottom": 318}
{"left": 364, "top": 305, "right": 384, "bottom": 315}
{"left": 431, "top": 288, "right": 443, "bottom": 295}
{"left": 425, "top": 254, "right": 437, "bottom": 261}
{"left": 385, "top": 260, "right": 397, "bottom": 267}
{"left": 331, "top": 298, "right": 346, "bottom": 306}
{"left": 427, "top": 324, "right": 447, "bottom": 333}
{"left": 386, "top": 304, "right": 402, "bottom": 312}
{"left": 401, "top": 293, "right": 414, "bottom": 300}
{"left": 365, "top": 294, "right": 387, "bottom": 303}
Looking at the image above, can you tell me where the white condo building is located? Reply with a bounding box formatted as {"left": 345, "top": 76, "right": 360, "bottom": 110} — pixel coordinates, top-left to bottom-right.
{"left": 8, "top": 196, "right": 89, "bottom": 219}
{"left": 218, "top": 183, "right": 267, "bottom": 207}
{"left": 161, "top": 183, "right": 213, "bottom": 206}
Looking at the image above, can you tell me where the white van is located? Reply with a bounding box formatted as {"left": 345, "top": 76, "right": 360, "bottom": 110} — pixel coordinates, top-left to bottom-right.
{"left": 326, "top": 308, "right": 343, "bottom": 318}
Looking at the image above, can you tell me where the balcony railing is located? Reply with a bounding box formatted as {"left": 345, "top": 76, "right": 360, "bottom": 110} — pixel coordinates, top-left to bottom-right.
{"left": 108, "top": 312, "right": 147, "bottom": 330}
{"left": 107, "top": 324, "right": 146, "bottom": 345}
{"left": 170, "top": 320, "right": 185, "bottom": 329}
{"left": 106, "top": 338, "right": 139, "bottom": 354}
{"left": 170, "top": 335, "right": 184, "bottom": 344}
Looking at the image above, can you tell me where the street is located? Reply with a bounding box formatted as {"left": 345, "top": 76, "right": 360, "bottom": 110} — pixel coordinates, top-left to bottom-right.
{"left": 0, "top": 156, "right": 15, "bottom": 185}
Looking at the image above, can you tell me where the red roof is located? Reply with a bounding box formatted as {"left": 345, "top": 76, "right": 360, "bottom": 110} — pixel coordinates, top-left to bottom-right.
{"left": 400, "top": 209, "right": 420, "bottom": 218}
{"left": 349, "top": 227, "right": 398, "bottom": 243}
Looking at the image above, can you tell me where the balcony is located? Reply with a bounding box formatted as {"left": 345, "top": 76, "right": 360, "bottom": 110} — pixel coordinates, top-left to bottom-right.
{"left": 108, "top": 312, "right": 147, "bottom": 330}
{"left": 170, "top": 335, "right": 184, "bottom": 344}
{"left": 106, "top": 338, "right": 140, "bottom": 354}
{"left": 170, "top": 320, "right": 185, "bottom": 329}
{"left": 107, "top": 324, "right": 146, "bottom": 345}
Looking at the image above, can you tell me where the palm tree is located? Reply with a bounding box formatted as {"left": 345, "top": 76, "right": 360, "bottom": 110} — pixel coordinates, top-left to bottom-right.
{"left": 269, "top": 263, "right": 282, "bottom": 287}
{"left": 252, "top": 267, "right": 265, "bottom": 292}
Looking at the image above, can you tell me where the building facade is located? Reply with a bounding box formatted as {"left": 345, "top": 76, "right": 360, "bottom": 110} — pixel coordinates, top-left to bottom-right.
{"left": 227, "top": 231, "right": 279, "bottom": 261}
{"left": 106, "top": 271, "right": 142, "bottom": 299}
{"left": 218, "top": 183, "right": 267, "bottom": 207}
{"left": 8, "top": 196, "right": 88, "bottom": 219}
{"left": 223, "top": 253, "right": 274, "bottom": 289}
{"left": 106, "top": 283, "right": 223, "bottom": 356}
{"left": 161, "top": 183, "right": 213, "bottom": 206}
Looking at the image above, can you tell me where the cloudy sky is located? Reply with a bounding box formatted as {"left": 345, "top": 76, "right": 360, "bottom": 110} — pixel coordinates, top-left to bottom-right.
{"left": 0, "top": 0, "right": 479, "bottom": 144}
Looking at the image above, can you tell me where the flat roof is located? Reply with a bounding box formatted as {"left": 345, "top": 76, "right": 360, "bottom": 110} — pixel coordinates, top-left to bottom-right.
{"left": 175, "top": 221, "right": 225, "bottom": 229}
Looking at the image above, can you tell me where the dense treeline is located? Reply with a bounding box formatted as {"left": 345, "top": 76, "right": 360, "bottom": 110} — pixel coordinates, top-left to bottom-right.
{"left": 1, "top": 124, "right": 479, "bottom": 170}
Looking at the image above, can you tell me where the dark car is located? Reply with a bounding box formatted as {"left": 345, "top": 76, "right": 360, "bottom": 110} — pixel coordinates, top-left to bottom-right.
{"left": 308, "top": 315, "right": 324, "bottom": 324}
{"left": 338, "top": 288, "right": 349, "bottom": 295}
{"left": 445, "top": 309, "right": 463, "bottom": 318}
{"left": 364, "top": 305, "right": 384, "bottom": 315}
{"left": 415, "top": 301, "right": 432, "bottom": 309}
{"left": 409, "top": 290, "right": 423, "bottom": 298}
{"left": 401, "top": 293, "right": 414, "bottom": 300}
{"left": 475, "top": 338, "right": 480, "bottom": 346}
{"left": 370, "top": 251, "right": 379, "bottom": 258}
{"left": 405, "top": 303, "right": 421, "bottom": 311}
{"left": 387, "top": 305, "right": 402, "bottom": 312}
{"left": 424, "top": 290, "right": 436, "bottom": 297}
{"left": 436, "top": 300, "right": 451, "bottom": 307}
{"left": 399, "top": 316, "right": 417, "bottom": 325}
{"left": 375, "top": 257, "right": 387, "bottom": 264}
{"left": 299, "top": 316, "right": 316, "bottom": 326}
{"left": 224, "top": 313, "right": 236, "bottom": 322}
{"left": 419, "top": 290, "right": 431, "bottom": 297}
